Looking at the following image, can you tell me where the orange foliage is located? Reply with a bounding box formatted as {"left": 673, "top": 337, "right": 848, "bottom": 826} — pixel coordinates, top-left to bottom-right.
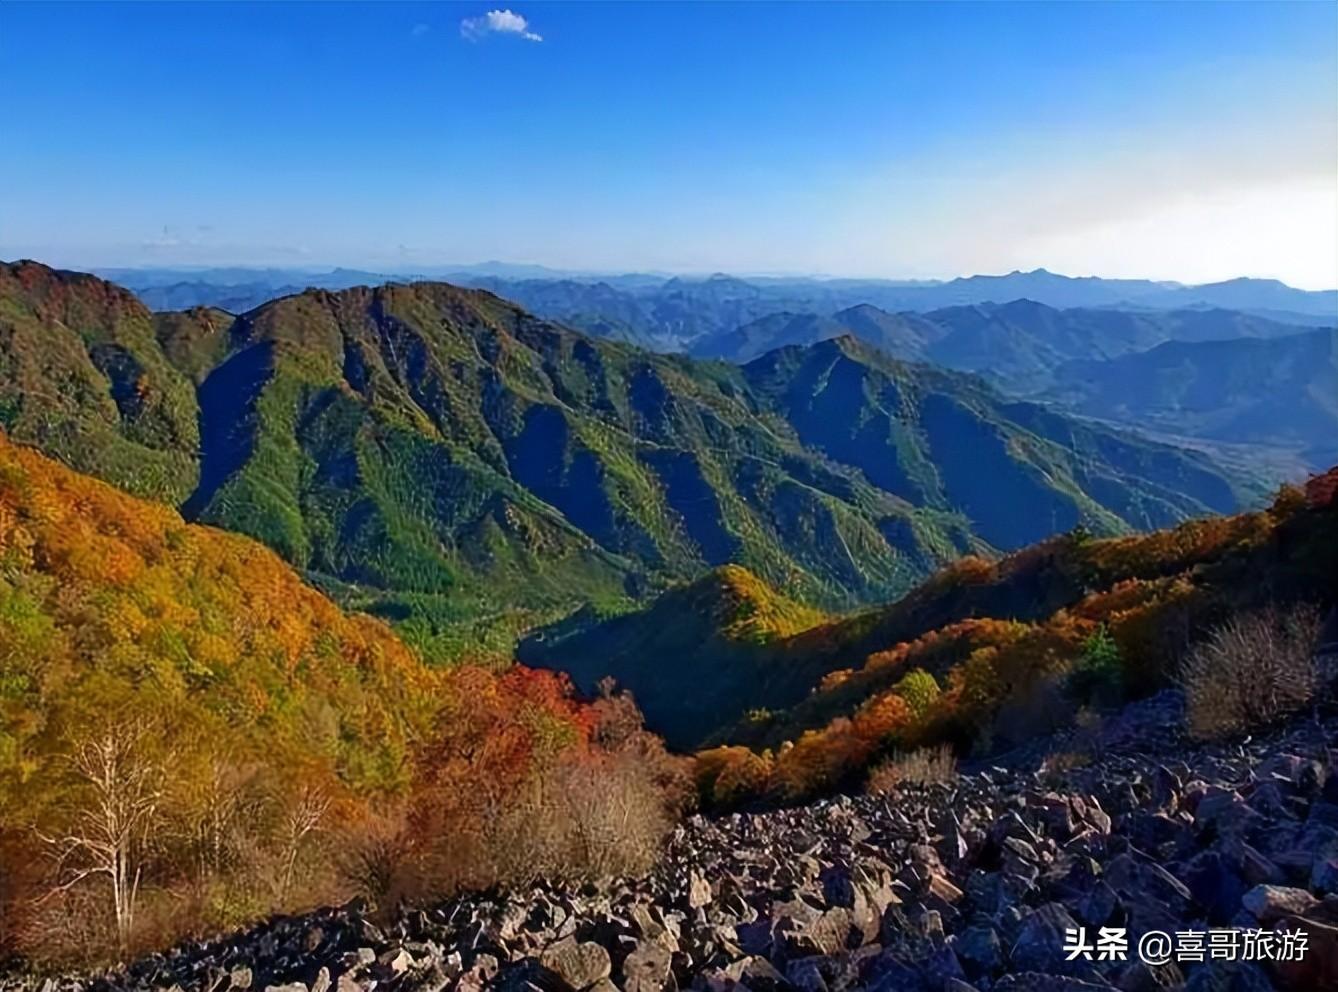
{"left": 0, "top": 433, "right": 663, "bottom": 961}
{"left": 818, "top": 668, "right": 854, "bottom": 692}
{"left": 695, "top": 745, "right": 774, "bottom": 806}
{"left": 940, "top": 554, "right": 998, "bottom": 586}
{"left": 696, "top": 487, "right": 1336, "bottom": 809}
{"left": 852, "top": 692, "right": 912, "bottom": 744}
{"left": 1083, "top": 511, "right": 1273, "bottom": 581}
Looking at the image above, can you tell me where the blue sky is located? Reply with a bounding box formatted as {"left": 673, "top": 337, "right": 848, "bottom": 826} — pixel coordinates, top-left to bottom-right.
{"left": 2, "top": 1, "right": 1335, "bottom": 287}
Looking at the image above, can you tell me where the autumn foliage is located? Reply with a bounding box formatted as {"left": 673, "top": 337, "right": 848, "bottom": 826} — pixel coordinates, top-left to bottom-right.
{"left": 696, "top": 478, "right": 1338, "bottom": 808}
{"left": 0, "top": 433, "right": 684, "bottom": 964}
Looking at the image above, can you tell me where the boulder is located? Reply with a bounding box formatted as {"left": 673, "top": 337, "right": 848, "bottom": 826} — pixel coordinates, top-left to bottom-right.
{"left": 1270, "top": 914, "right": 1338, "bottom": 992}
{"left": 1009, "top": 903, "right": 1083, "bottom": 974}
{"left": 687, "top": 870, "right": 713, "bottom": 909}
{"left": 621, "top": 939, "right": 672, "bottom": 992}
{"left": 1241, "top": 885, "right": 1320, "bottom": 922}
{"left": 540, "top": 938, "right": 612, "bottom": 991}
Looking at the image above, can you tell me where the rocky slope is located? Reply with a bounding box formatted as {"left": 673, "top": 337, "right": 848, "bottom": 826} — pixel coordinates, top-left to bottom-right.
{"left": 12, "top": 700, "right": 1338, "bottom": 992}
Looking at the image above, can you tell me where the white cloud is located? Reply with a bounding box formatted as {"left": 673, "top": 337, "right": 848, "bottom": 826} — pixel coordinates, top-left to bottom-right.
{"left": 411, "top": 23, "right": 430, "bottom": 38}
{"left": 461, "top": 9, "right": 542, "bottom": 43}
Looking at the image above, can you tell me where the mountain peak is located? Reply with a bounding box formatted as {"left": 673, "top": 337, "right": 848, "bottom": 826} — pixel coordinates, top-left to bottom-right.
{"left": 995, "top": 297, "right": 1058, "bottom": 314}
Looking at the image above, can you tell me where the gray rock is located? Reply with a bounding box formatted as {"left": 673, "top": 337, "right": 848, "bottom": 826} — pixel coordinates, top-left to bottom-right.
{"left": 687, "top": 870, "right": 712, "bottom": 909}
{"left": 954, "top": 925, "right": 1002, "bottom": 973}
{"left": 994, "top": 976, "right": 1114, "bottom": 991}
{"left": 1312, "top": 856, "right": 1338, "bottom": 894}
{"left": 1182, "top": 960, "right": 1277, "bottom": 992}
{"left": 1009, "top": 903, "right": 1082, "bottom": 974}
{"left": 1115, "top": 959, "right": 1184, "bottom": 992}
{"left": 540, "top": 938, "right": 611, "bottom": 991}
{"left": 21, "top": 711, "right": 1338, "bottom": 992}
{"left": 788, "top": 907, "right": 853, "bottom": 957}
{"left": 784, "top": 957, "right": 828, "bottom": 992}
{"left": 1241, "top": 883, "right": 1319, "bottom": 921}
{"left": 621, "top": 939, "right": 672, "bottom": 992}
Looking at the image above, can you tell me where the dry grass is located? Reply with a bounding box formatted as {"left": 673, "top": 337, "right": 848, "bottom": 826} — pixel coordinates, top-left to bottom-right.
{"left": 867, "top": 744, "right": 957, "bottom": 793}
{"left": 6, "top": 687, "right": 690, "bottom": 967}
{"left": 394, "top": 748, "right": 680, "bottom": 909}
{"left": 499, "top": 751, "right": 673, "bottom": 883}
{"left": 1179, "top": 605, "right": 1321, "bottom": 740}
{"left": 1039, "top": 749, "right": 1092, "bottom": 787}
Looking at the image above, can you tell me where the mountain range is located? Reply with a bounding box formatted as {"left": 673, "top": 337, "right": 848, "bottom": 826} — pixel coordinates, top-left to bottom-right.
{"left": 1045, "top": 328, "right": 1337, "bottom": 468}
{"left": 103, "top": 266, "right": 1337, "bottom": 344}
{"left": 695, "top": 301, "right": 1337, "bottom": 470}
{"left": 2, "top": 258, "right": 1336, "bottom": 975}
{"left": 97, "top": 265, "right": 1338, "bottom": 472}
{"left": 693, "top": 299, "right": 1323, "bottom": 381}
{"left": 1, "top": 260, "right": 1260, "bottom": 659}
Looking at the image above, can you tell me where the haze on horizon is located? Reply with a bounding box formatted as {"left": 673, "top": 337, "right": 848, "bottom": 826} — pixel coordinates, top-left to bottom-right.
{"left": 2, "top": 1, "right": 1335, "bottom": 290}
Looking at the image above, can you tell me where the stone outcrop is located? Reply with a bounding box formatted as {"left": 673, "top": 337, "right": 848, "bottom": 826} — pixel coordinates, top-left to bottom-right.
{"left": 7, "top": 708, "right": 1338, "bottom": 992}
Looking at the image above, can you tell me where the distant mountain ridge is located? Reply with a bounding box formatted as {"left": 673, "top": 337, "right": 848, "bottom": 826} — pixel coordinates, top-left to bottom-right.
{"left": 103, "top": 266, "right": 1337, "bottom": 344}
{"left": 696, "top": 298, "right": 1322, "bottom": 378}
{"left": 1045, "top": 328, "right": 1338, "bottom": 467}
{"left": 693, "top": 300, "right": 1336, "bottom": 471}
{"left": 0, "top": 260, "right": 1260, "bottom": 658}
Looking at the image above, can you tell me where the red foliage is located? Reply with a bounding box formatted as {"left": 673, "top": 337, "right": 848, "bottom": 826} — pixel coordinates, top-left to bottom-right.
{"left": 1307, "top": 467, "right": 1338, "bottom": 509}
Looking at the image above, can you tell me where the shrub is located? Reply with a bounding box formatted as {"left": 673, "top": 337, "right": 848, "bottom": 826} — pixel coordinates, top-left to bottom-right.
{"left": 893, "top": 668, "right": 940, "bottom": 718}
{"left": 534, "top": 750, "right": 672, "bottom": 880}
{"left": 1179, "top": 605, "right": 1321, "bottom": 739}
{"left": 402, "top": 680, "right": 688, "bottom": 902}
{"left": 1067, "top": 625, "right": 1124, "bottom": 708}
{"left": 336, "top": 808, "right": 419, "bottom": 913}
{"left": 867, "top": 744, "right": 956, "bottom": 793}
{"left": 695, "top": 746, "right": 774, "bottom": 807}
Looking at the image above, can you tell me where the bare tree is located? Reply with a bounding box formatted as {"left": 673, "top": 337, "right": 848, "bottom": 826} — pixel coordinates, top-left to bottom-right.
{"left": 39, "top": 720, "right": 165, "bottom": 952}
{"left": 278, "top": 785, "right": 330, "bottom": 902}
{"left": 180, "top": 751, "right": 263, "bottom": 884}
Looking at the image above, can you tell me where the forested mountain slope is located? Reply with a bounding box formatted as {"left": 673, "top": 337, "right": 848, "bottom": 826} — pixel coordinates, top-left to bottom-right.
{"left": 0, "top": 261, "right": 200, "bottom": 503}
{"left": 1045, "top": 328, "right": 1338, "bottom": 467}
{"left": 529, "top": 473, "right": 1336, "bottom": 770}
{"left": 0, "top": 431, "right": 685, "bottom": 961}
{"left": 0, "top": 261, "right": 1260, "bottom": 658}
